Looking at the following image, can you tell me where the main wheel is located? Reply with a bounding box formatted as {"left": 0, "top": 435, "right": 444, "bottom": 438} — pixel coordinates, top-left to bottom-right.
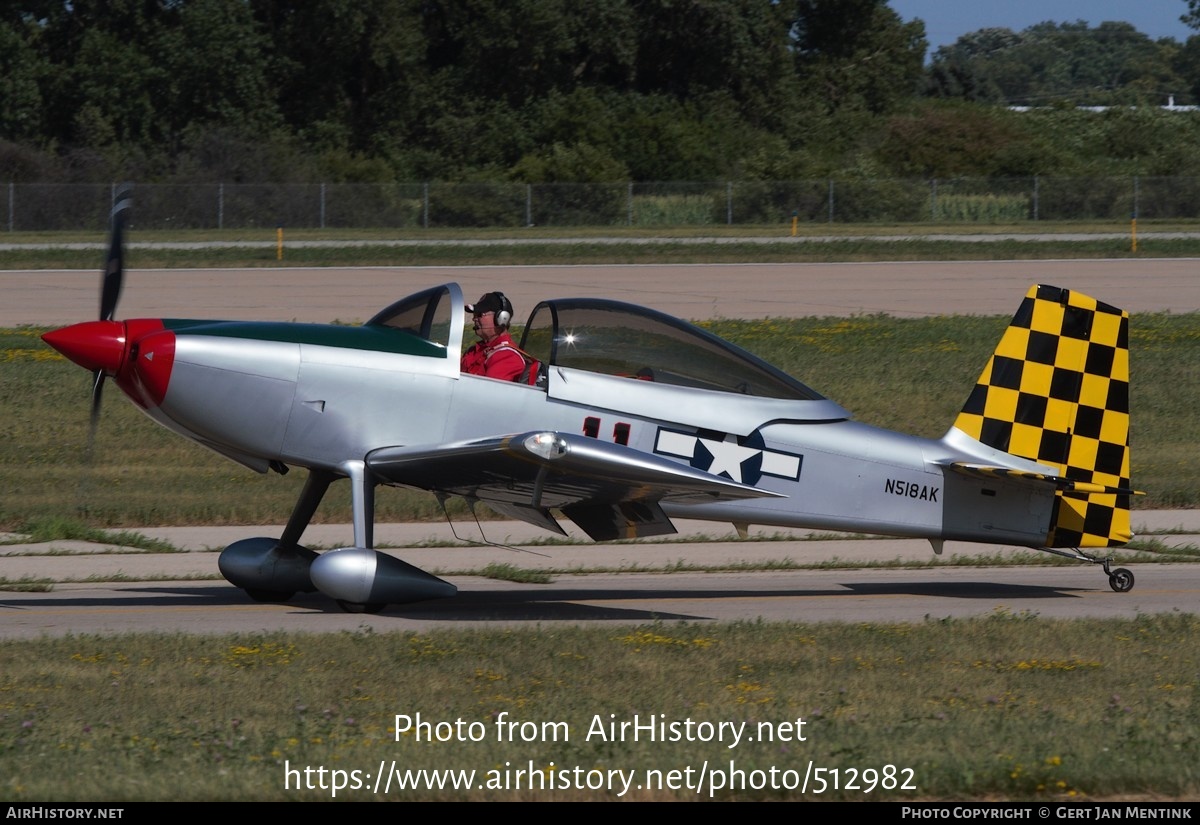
{"left": 245, "top": 589, "right": 294, "bottom": 603}
{"left": 336, "top": 600, "right": 386, "bottom": 614}
{"left": 1108, "top": 568, "right": 1135, "bottom": 593}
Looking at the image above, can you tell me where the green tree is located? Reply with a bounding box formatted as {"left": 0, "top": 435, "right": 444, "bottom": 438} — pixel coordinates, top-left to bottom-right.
{"left": 1183, "top": 0, "right": 1200, "bottom": 30}
{"left": 875, "top": 102, "right": 1061, "bottom": 177}
{"left": 252, "top": 0, "right": 431, "bottom": 158}
{"left": 423, "top": 0, "right": 637, "bottom": 107}
{"left": 929, "top": 21, "right": 1184, "bottom": 106}
{"left": 1172, "top": 36, "right": 1200, "bottom": 103}
{"left": 0, "top": 19, "right": 46, "bottom": 143}
{"left": 631, "top": 0, "right": 796, "bottom": 129}
{"left": 159, "top": 0, "right": 281, "bottom": 149}
{"left": 789, "top": 0, "right": 927, "bottom": 114}
{"left": 26, "top": 0, "right": 169, "bottom": 156}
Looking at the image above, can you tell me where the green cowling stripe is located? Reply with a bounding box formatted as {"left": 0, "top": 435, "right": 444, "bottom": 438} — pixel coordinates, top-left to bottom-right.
{"left": 162, "top": 320, "right": 447, "bottom": 358}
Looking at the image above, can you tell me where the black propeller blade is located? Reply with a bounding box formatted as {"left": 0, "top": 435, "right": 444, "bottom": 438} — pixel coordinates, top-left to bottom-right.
{"left": 100, "top": 188, "right": 131, "bottom": 322}
{"left": 89, "top": 188, "right": 132, "bottom": 448}
{"left": 85, "top": 369, "right": 105, "bottom": 468}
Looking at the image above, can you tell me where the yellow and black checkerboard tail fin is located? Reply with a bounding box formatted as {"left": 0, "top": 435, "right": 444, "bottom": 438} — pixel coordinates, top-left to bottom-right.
{"left": 951, "top": 285, "right": 1133, "bottom": 548}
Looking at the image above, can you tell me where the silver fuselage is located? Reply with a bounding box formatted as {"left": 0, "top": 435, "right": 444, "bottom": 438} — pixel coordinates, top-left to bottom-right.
{"left": 144, "top": 330, "right": 1055, "bottom": 547}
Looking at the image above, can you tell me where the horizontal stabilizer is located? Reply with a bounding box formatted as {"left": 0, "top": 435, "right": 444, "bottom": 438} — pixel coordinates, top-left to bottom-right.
{"left": 948, "top": 462, "right": 1143, "bottom": 496}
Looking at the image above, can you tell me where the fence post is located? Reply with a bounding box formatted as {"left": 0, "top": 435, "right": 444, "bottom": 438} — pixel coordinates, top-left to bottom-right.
{"left": 930, "top": 178, "right": 937, "bottom": 222}
{"left": 1032, "top": 175, "right": 1038, "bottom": 221}
{"left": 526, "top": 184, "right": 532, "bottom": 227}
{"left": 1133, "top": 175, "right": 1139, "bottom": 219}
{"left": 218, "top": 183, "right": 224, "bottom": 230}
{"left": 423, "top": 182, "right": 429, "bottom": 229}
{"left": 320, "top": 183, "right": 326, "bottom": 229}
{"left": 726, "top": 181, "right": 733, "bottom": 225}
{"left": 7, "top": 182, "right": 12, "bottom": 232}
{"left": 627, "top": 182, "right": 634, "bottom": 226}
{"left": 828, "top": 179, "right": 834, "bottom": 223}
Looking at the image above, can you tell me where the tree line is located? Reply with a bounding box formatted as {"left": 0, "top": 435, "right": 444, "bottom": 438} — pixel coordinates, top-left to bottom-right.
{"left": 3, "top": 0, "right": 1200, "bottom": 185}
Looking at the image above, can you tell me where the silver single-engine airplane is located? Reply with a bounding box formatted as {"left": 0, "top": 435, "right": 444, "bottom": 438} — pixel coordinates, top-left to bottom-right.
{"left": 43, "top": 197, "right": 1141, "bottom": 612}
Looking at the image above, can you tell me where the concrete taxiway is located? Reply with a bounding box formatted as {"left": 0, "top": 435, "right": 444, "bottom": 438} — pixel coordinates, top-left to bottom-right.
{"left": 5, "top": 257, "right": 1199, "bottom": 327}
{"left": 2, "top": 513, "right": 1196, "bottom": 637}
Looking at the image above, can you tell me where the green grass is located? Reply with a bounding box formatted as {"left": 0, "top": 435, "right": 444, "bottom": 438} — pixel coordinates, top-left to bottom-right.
{"left": 0, "top": 576, "right": 54, "bottom": 592}
{"left": 480, "top": 562, "right": 554, "bottom": 584}
{"left": 3, "top": 220, "right": 1183, "bottom": 244}
{"left": 2, "top": 516, "right": 177, "bottom": 551}
{"left": 0, "top": 615, "right": 1196, "bottom": 800}
{"left": 0, "top": 221, "right": 1189, "bottom": 268}
{"left": 1, "top": 238, "right": 1187, "bottom": 268}
{"left": 1125, "top": 539, "right": 1200, "bottom": 559}
{"left": 934, "top": 194, "right": 1031, "bottom": 223}
{"left": 4, "top": 311, "right": 1197, "bottom": 528}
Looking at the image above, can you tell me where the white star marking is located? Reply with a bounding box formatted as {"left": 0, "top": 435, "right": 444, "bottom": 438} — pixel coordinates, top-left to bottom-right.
{"left": 654, "top": 429, "right": 802, "bottom": 483}
{"left": 701, "top": 439, "right": 761, "bottom": 483}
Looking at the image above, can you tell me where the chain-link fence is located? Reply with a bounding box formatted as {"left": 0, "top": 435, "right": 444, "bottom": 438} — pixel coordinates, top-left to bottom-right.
{"left": 5, "top": 178, "right": 1196, "bottom": 232}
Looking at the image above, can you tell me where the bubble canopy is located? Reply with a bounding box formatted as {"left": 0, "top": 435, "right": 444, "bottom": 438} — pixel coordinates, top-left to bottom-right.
{"left": 519, "top": 298, "right": 822, "bottom": 401}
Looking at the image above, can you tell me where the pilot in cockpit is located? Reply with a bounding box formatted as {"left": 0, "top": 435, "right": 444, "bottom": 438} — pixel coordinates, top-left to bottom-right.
{"left": 461, "top": 291, "right": 528, "bottom": 381}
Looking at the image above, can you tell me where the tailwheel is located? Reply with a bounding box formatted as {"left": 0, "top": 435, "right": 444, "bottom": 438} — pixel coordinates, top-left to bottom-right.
{"left": 336, "top": 600, "right": 386, "bottom": 614}
{"left": 1035, "top": 547, "right": 1137, "bottom": 594}
{"left": 1108, "top": 568, "right": 1135, "bottom": 593}
{"left": 245, "top": 589, "right": 295, "bottom": 603}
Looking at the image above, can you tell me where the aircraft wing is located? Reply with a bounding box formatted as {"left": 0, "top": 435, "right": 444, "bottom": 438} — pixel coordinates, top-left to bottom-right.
{"left": 367, "top": 431, "right": 783, "bottom": 541}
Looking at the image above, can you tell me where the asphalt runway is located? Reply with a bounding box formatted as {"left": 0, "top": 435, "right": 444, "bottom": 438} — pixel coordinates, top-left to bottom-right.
{"left": 6, "top": 259, "right": 1198, "bottom": 634}
{"left": 5, "top": 565, "right": 1198, "bottom": 638}
{"left": 6, "top": 257, "right": 1199, "bottom": 326}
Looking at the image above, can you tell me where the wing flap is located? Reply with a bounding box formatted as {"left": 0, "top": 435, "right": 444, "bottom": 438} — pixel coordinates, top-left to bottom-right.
{"left": 561, "top": 501, "right": 677, "bottom": 541}
{"left": 368, "top": 431, "right": 781, "bottom": 539}
{"left": 481, "top": 501, "right": 568, "bottom": 536}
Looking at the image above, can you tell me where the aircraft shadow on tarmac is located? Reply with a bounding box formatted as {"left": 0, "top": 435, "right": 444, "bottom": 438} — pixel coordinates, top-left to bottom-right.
{"left": 0, "top": 578, "right": 1091, "bottom": 623}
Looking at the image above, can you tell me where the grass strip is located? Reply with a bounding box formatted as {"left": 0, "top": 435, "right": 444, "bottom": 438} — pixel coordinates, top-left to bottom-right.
{"left": 1, "top": 615, "right": 1196, "bottom": 801}
{"left": 4, "top": 237, "right": 1197, "bottom": 268}
{"left": 1, "top": 517, "right": 178, "bottom": 552}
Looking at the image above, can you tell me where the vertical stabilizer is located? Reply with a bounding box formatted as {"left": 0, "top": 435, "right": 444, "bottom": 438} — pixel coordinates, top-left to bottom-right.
{"left": 952, "top": 285, "right": 1132, "bottom": 547}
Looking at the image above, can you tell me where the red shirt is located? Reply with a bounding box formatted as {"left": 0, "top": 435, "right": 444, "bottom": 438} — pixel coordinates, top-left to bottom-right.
{"left": 460, "top": 331, "right": 526, "bottom": 381}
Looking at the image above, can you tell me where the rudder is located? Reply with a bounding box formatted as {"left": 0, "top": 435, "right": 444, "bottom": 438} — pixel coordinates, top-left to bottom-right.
{"left": 951, "top": 285, "right": 1133, "bottom": 548}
